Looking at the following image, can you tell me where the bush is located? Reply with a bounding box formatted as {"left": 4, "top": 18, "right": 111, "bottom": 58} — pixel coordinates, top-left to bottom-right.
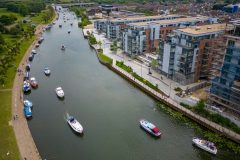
{"left": 98, "top": 53, "right": 113, "bottom": 65}
{"left": 174, "top": 87, "right": 182, "bottom": 92}
{"left": 116, "top": 61, "right": 132, "bottom": 73}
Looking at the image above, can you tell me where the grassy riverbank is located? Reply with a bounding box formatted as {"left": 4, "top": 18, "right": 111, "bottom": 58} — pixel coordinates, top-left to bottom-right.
{"left": 0, "top": 91, "right": 20, "bottom": 159}
{"left": 157, "top": 102, "right": 240, "bottom": 155}
{"left": 0, "top": 4, "right": 56, "bottom": 159}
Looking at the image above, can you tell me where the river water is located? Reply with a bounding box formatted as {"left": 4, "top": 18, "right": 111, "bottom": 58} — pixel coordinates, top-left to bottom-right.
{"left": 25, "top": 8, "right": 238, "bottom": 160}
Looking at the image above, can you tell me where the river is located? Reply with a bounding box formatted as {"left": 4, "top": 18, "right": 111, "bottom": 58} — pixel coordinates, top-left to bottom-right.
{"left": 24, "top": 8, "right": 238, "bottom": 160}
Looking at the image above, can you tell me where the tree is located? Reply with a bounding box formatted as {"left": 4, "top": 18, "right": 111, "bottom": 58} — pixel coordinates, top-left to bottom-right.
{"left": 98, "top": 41, "right": 102, "bottom": 49}
{"left": 151, "top": 59, "right": 158, "bottom": 69}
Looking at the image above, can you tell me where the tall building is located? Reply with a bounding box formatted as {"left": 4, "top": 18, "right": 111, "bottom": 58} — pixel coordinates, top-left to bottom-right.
{"left": 159, "top": 24, "right": 227, "bottom": 85}
{"left": 94, "top": 14, "right": 182, "bottom": 40}
{"left": 121, "top": 16, "right": 210, "bottom": 56}
{"left": 209, "top": 22, "right": 240, "bottom": 115}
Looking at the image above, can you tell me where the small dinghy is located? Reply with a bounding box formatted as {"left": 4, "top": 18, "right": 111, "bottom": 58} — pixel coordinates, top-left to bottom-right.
{"left": 192, "top": 137, "right": 217, "bottom": 155}
{"left": 67, "top": 116, "right": 83, "bottom": 134}
{"left": 140, "top": 119, "right": 161, "bottom": 137}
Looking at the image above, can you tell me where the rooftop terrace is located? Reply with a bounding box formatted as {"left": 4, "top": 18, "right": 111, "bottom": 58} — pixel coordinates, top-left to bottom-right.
{"left": 177, "top": 23, "right": 227, "bottom": 35}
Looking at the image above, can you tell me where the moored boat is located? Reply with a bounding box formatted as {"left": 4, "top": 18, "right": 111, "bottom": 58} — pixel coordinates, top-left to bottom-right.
{"left": 140, "top": 119, "right": 161, "bottom": 137}
{"left": 28, "top": 54, "right": 34, "bottom": 61}
{"left": 23, "top": 81, "right": 31, "bottom": 93}
{"left": 67, "top": 116, "right": 83, "bottom": 133}
{"left": 23, "top": 105, "right": 32, "bottom": 118}
{"left": 32, "top": 49, "right": 37, "bottom": 54}
{"left": 56, "top": 87, "right": 64, "bottom": 98}
{"left": 26, "top": 64, "right": 31, "bottom": 71}
{"left": 29, "top": 77, "right": 38, "bottom": 88}
{"left": 23, "top": 99, "right": 33, "bottom": 108}
{"left": 192, "top": 137, "right": 217, "bottom": 155}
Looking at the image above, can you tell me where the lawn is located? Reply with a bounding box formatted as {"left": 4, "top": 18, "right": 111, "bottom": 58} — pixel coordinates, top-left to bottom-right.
{"left": 98, "top": 53, "right": 113, "bottom": 65}
{"left": 1, "top": 36, "right": 35, "bottom": 89}
{"left": 0, "top": 8, "right": 23, "bottom": 20}
{"left": 0, "top": 91, "right": 20, "bottom": 160}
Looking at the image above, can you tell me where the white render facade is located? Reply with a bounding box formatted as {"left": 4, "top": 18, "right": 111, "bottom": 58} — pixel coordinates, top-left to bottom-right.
{"left": 94, "top": 14, "right": 182, "bottom": 40}
{"left": 122, "top": 16, "right": 211, "bottom": 56}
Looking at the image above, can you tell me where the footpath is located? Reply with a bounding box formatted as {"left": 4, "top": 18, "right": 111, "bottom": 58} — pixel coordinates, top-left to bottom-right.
{"left": 12, "top": 13, "right": 58, "bottom": 160}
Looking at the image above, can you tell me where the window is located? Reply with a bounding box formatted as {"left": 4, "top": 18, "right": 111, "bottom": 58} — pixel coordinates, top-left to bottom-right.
{"left": 228, "top": 40, "right": 235, "bottom": 47}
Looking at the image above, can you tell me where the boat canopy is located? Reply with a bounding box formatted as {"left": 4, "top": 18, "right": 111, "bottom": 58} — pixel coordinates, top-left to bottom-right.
{"left": 152, "top": 127, "right": 160, "bottom": 133}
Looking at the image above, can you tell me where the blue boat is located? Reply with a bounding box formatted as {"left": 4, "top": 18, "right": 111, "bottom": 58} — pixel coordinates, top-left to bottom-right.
{"left": 23, "top": 99, "right": 33, "bottom": 108}
{"left": 23, "top": 106, "right": 32, "bottom": 118}
{"left": 23, "top": 81, "right": 31, "bottom": 93}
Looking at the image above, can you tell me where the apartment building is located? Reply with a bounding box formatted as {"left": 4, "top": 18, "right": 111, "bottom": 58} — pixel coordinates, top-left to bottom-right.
{"left": 121, "top": 16, "right": 210, "bottom": 56}
{"left": 209, "top": 22, "right": 240, "bottom": 115}
{"left": 159, "top": 24, "right": 227, "bottom": 85}
{"left": 94, "top": 14, "right": 182, "bottom": 40}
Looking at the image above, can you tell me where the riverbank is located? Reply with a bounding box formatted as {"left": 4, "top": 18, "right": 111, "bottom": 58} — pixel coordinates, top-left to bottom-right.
{"left": 83, "top": 29, "right": 240, "bottom": 145}
{"left": 11, "top": 10, "right": 58, "bottom": 160}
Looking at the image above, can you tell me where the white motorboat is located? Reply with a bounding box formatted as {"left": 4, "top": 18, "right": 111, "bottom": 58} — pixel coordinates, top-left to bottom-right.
{"left": 55, "top": 87, "right": 64, "bottom": 98}
{"left": 192, "top": 137, "right": 217, "bottom": 155}
{"left": 140, "top": 119, "right": 161, "bottom": 137}
{"left": 67, "top": 116, "right": 83, "bottom": 133}
{"left": 23, "top": 99, "right": 33, "bottom": 108}
{"left": 44, "top": 67, "right": 51, "bottom": 76}
{"left": 32, "top": 49, "right": 37, "bottom": 54}
{"left": 29, "top": 77, "right": 38, "bottom": 88}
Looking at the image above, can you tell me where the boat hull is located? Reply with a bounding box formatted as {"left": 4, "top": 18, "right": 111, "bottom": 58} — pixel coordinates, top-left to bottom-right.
{"left": 192, "top": 138, "right": 217, "bottom": 155}
{"left": 67, "top": 120, "right": 83, "bottom": 134}
{"left": 140, "top": 120, "right": 161, "bottom": 137}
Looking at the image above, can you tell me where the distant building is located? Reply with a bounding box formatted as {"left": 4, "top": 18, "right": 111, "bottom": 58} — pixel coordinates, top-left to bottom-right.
{"left": 223, "top": 4, "right": 240, "bottom": 13}
{"left": 122, "top": 16, "right": 210, "bottom": 56}
{"left": 209, "top": 22, "right": 240, "bottom": 115}
{"left": 94, "top": 14, "right": 183, "bottom": 40}
{"left": 100, "top": 4, "right": 118, "bottom": 16}
{"left": 159, "top": 24, "right": 227, "bottom": 85}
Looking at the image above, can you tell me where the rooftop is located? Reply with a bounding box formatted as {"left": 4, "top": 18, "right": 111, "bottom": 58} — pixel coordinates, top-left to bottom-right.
{"left": 129, "top": 16, "right": 209, "bottom": 27}
{"left": 109, "top": 14, "right": 182, "bottom": 22}
{"left": 177, "top": 23, "right": 227, "bottom": 35}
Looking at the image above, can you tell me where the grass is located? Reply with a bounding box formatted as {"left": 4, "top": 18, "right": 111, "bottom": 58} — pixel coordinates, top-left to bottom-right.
{"left": 115, "top": 61, "right": 160, "bottom": 92}
{"left": 1, "top": 36, "right": 35, "bottom": 89}
{"left": 0, "top": 8, "right": 23, "bottom": 20}
{"left": 31, "top": 8, "right": 56, "bottom": 25}
{"left": 98, "top": 53, "right": 113, "bottom": 65}
{"left": 0, "top": 91, "right": 20, "bottom": 160}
